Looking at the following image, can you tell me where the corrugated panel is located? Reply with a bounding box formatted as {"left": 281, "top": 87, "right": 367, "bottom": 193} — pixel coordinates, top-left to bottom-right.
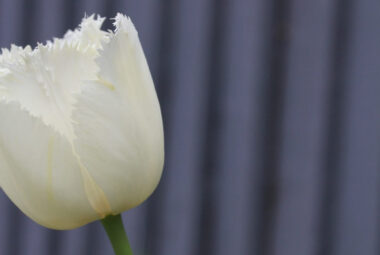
{"left": 332, "top": 0, "right": 380, "bottom": 254}
{"left": 0, "top": 1, "right": 379, "bottom": 255}
{"left": 272, "top": 1, "right": 335, "bottom": 255}
{"left": 156, "top": 0, "right": 212, "bottom": 255}
{"left": 213, "top": 0, "right": 267, "bottom": 254}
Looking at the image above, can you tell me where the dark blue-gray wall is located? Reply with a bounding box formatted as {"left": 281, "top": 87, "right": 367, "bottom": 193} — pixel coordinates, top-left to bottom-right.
{"left": 0, "top": 0, "right": 379, "bottom": 255}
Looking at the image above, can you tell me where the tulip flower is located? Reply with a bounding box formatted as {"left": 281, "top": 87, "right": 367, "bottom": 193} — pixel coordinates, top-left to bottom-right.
{"left": 0, "top": 13, "right": 164, "bottom": 255}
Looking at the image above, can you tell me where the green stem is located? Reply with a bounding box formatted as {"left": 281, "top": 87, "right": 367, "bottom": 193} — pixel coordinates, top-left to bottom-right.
{"left": 101, "top": 214, "right": 133, "bottom": 255}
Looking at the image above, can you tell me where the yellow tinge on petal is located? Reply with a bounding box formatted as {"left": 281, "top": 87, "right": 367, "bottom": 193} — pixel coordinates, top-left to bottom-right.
{"left": 71, "top": 144, "right": 112, "bottom": 218}
{"left": 46, "top": 136, "right": 55, "bottom": 201}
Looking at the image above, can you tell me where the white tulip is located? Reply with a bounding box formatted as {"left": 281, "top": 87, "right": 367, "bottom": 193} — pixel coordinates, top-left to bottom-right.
{"left": 0, "top": 14, "right": 164, "bottom": 230}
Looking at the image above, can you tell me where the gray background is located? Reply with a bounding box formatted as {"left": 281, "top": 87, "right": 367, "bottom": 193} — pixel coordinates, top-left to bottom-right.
{"left": 0, "top": 0, "right": 380, "bottom": 255}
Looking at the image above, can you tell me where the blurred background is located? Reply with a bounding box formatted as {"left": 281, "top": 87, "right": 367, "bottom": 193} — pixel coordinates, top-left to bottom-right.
{"left": 0, "top": 0, "right": 379, "bottom": 255}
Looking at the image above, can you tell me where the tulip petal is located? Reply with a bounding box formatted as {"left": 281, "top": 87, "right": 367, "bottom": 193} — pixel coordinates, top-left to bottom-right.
{"left": 0, "top": 102, "right": 99, "bottom": 229}
{"left": 72, "top": 14, "right": 164, "bottom": 214}
{"left": 0, "top": 15, "right": 105, "bottom": 140}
